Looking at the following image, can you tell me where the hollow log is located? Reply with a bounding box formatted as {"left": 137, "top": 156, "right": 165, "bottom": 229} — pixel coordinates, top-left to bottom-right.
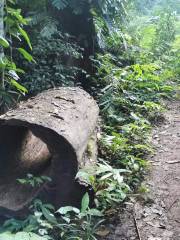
{"left": 0, "top": 87, "right": 99, "bottom": 213}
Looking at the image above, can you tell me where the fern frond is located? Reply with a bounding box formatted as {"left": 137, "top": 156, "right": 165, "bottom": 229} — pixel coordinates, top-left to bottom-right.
{"left": 30, "top": 12, "right": 48, "bottom": 26}
{"left": 40, "top": 19, "right": 58, "bottom": 38}
{"left": 50, "top": 0, "right": 69, "bottom": 10}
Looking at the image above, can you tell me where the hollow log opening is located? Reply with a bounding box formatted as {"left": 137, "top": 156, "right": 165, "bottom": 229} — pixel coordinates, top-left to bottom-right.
{"left": 0, "top": 124, "right": 78, "bottom": 211}
{"left": 0, "top": 125, "right": 51, "bottom": 210}
{"left": 0, "top": 88, "right": 99, "bottom": 213}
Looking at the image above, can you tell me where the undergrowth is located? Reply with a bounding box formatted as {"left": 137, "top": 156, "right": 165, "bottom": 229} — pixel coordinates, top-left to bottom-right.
{"left": 0, "top": 2, "right": 180, "bottom": 240}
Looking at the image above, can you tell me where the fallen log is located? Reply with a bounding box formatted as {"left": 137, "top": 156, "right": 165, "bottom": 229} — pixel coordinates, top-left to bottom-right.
{"left": 0, "top": 87, "right": 99, "bottom": 213}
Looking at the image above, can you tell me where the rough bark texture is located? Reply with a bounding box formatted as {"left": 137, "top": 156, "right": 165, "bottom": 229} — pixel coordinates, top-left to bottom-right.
{"left": 0, "top": 87, "right": 99, "bottom": 213}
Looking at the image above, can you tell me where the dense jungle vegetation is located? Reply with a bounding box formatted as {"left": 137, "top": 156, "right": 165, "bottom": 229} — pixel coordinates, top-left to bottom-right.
{"left": 0, "top": 0, "right": 179, "bottom": 239}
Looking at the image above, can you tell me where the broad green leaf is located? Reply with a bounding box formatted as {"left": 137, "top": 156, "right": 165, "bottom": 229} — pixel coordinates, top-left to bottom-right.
{"left": 61, "top": 215, "right": 71, "bottom": 223}
{"left": 88, "top": 209, "right": 103, "bottom": 217}
{"left": 17, "top": 179, "right": 26, "bottom": 184}
{"left": 18, "top": 27, "right": 32, "bottom": 50}
{"left": 81, "top": 192, "right": 89, "bottom": 212}
{"left": 57, "top": 206, "right": 80, "bottom": 215}
{"left": 41, "top": 206, "right": 57, "bottom": 224}
{"left": 0, "top": 58, "right": 6, "bottom": 68}
{"left": 99, "top": 172, "right": 113, "bottom": 180}
{"left": 0, "top": 37, "right": 9, "bottom": 48}
{"left": 7, "top": 0, "right": 15, "bottom": 4}
{"left": 43, "top": 203, "right": 55, "bottom": 211}
{"left": 10, "top": 79, "right": 28, "bottom": 94}
{"left": 18, "top": 48, "right": 35, "bottom": 63}
{"left": 41, "top": 176, "right": 52, "bottom": 182}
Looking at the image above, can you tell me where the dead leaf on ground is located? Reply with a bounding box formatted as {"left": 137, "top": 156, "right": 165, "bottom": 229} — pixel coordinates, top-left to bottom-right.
{"left": 96, "top": 227, "right": 110, "bottom": 237}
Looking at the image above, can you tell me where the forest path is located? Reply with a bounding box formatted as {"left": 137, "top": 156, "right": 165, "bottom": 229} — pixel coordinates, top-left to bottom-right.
{"left": 105, "top": 100, "right": 180, "bottom": 240}
{"left": 134, "top": 100, "right": 180, "bottom": 240}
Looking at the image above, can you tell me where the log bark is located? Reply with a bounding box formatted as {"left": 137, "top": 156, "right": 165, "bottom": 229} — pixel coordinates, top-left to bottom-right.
{"left": 0, "top": 87, "right": 99, "bottom": 212}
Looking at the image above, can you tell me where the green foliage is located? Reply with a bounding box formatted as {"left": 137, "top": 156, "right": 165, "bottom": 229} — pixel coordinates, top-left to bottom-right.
{"left": 0, "top": 36, "right": 10, "bottom": 48}
{"left": 1, "top": 195, "right": 103, "bottom": 240}
{"left": 151, "top": 10, "right": 176, "bottom": 60}
{"left": 15, "top": 0, "right": 132, "bottom": 94}
{"left": 77, "top": 161, "right": 130, "bottom": 210}
{"left": 50, "top": 0, "right": 129, "bottom": 18}
{"left": 17, "top": 174, "right": 51, "bottom": 187}
{"left": 139, "top": 24, "right": 156, "bottom": 50}
{"left": 0, "top": 0, "right": 180, "bottom": 239}
{"left": 55, "top": 193, "right": 103, "bottom": 240}
{"left": 92, "top": 0, "right": 130, "bottom": 50}
{"left": 50, "top": 0, "right": 87, "bottom": 14}
{"left": 1, "top": 199, "right": 56, "bottom": 234}
{"left": 132, "top": 0, "right": 180, "bottom": 15}
{"left": 50, "top": 0, "right": 69, "bottom": 10}
{"left": 18, "top": 48, "right": 35, "bottom": 63}
{"left": 89, "top": 12, "right": 177, "bottom": 196}
{"left": 21, "top": 31, "right": 83, "bottom": 94}
{"left": 0, "top": 0, "right": 33, "bottom": 111}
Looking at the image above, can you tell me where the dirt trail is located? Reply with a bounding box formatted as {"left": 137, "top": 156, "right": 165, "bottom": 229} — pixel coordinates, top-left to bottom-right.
{"left": 105, "top": 100, "right": 180, "bottom": 240}
{"left": 134, "top": 100, "right": 180, "bottom": 240}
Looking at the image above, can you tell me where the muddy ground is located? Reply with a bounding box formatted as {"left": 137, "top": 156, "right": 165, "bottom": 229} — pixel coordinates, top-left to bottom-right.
{"left": 104, "top": 100, "right": 180, "bottom": 240}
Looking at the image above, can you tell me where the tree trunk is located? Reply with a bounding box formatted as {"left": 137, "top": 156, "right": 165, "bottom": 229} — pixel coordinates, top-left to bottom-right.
{"left": 0, "top": 87, "right": 99, "bottom": 213}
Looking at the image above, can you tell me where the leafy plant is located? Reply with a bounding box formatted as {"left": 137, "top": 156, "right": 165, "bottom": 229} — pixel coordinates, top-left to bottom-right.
{"left": 56, "top": 193, "right": 103, "bottom": 240}
{"left": 77, "top": 161, "right": 131, "bottom": 210}
{"left": 20, "top": 31, "right": 83, "bottom": 94}
{"left": 1, "top": 199, "right": 56, "bottom": 236}
{"left": 0, "top": 1, "right": 179, "bottom": 239}
{"left": 151, "top": 10, "right": 176, "bottom": 60}
{"left": 17, "top": 174, "right": 51, "bottom": 188}
{"left": 0, "top": 0, "right": 33, "bottom": 112}
{"left": 1, "top": 194, "right": 103, "bottom": 240}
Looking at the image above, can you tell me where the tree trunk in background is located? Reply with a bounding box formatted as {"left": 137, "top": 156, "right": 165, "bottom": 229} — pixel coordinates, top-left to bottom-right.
{"left": 56, "top": 4, "right": 97, "bottom": 90}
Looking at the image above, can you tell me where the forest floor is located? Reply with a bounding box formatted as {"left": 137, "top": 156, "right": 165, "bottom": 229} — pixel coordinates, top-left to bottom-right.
{"left": 105, "top": 100, "right": 180, "bottom": 240}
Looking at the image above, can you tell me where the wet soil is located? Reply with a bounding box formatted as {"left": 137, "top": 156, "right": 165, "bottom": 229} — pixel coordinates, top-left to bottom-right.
{"left": 104, "top": 100, "right": 180, "bottom": 240}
